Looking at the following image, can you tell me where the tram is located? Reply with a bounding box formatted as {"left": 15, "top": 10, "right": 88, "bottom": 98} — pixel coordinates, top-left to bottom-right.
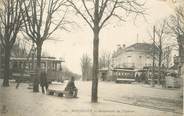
{"left": 10, "top": 57, "right": 64, "bottom": 82}
{"left": 112, "top": 68, "right": 136, "bottom": 83}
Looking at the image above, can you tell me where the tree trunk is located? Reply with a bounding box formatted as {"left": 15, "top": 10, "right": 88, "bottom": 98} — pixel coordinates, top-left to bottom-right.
{"left": 2, "top": 46, "right": 11, "bottom": 87}
{"left": 91, "top": 30, "right": 99, "bottom": 103}
{"left": 33, "top": 43, "right": 42, "bottom": 92}
{"left": 151, "top": 26, "right": 156, "bottom": 87}
{"left": 178, "top": 35, "right": 184, "bottom": 92}
{"left": 37, "top": 44, "right": 42, "bottom": 68}
{"left": 158, "top": 50, "right": 162, "bottom": 85}
{"left": 158, "top": 37, "right": 163, "bottom": 85}
{"left": 178, "top": 36, "right": 184, "bottom": 59}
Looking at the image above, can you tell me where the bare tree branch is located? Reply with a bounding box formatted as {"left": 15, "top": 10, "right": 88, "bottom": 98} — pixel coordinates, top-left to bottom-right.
{"left": 67, "top": 0, "right": 94, "bottom": 29}
{"left": 0, "top": 0, "right": 24, "bottom": 86}
{"left": 22, "top": 0, "right": 68, "bottom": 91}
{"left": 99, "top": 0, "right": 118, "bottom": 29}
{"left": 67, "top": 0, "right": 146, "bottom": 102}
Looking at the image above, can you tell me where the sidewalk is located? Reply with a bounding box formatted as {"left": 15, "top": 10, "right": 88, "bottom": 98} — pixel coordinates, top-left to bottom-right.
{"left": 0, "top": 80, "right": 183, "bottom": 116}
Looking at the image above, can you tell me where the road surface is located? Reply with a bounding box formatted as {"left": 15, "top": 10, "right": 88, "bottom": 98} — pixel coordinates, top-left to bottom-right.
{"left": 0, "top": 79, "right": 183, "bottom": 116}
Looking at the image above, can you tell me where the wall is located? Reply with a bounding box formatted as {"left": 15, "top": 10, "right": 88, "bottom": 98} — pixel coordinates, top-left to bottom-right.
{"left": 112, "top": 50, "right": 157, "bottom": 69}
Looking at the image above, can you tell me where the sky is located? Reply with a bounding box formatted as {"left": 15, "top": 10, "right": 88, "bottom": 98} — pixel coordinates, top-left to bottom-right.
{"left": 41, "top": 0, "right": 175, "bottom": 74}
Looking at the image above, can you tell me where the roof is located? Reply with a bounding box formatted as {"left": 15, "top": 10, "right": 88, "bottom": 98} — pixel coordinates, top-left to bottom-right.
{"left": 126, "top": 43, "right": 158, "bottom": 51}
{"left": 98, "top": 67, "right": 111, "bottom": 72}
{"left": 113, "top": 43, "right": 159, "bottom": 58}
{"left": 112, "top": 68, "right": 135, "bottom": 72}
{"left": 10, "top": 57, "right": 64, "bottom": 62}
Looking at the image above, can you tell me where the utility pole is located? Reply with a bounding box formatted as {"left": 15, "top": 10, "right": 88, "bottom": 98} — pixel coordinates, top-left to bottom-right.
{"left": 151, "top": 26, "right": 156, "bottom": 87}
{"left": 158, "top": 33, "right": 162, "bottom": 85}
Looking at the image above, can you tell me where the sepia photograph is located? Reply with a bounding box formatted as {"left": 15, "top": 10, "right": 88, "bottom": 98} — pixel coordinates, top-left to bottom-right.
{"left": 0, "top": 0, "right": 183, "bottom": 116}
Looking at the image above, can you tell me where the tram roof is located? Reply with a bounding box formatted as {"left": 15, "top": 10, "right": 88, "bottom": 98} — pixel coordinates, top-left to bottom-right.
{"left": 10, "top": 57, "right": 64, "bottom": 62}
{"left": 112, "top": 68, "right": 135, "bottom": 72}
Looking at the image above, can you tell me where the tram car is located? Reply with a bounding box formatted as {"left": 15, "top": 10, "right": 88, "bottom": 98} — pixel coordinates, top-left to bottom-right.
{"left": 112, "top": 68, "right": 136, "bottom": 83}
{"left": 10, "top": 57, "right": 64, "bottom": 82}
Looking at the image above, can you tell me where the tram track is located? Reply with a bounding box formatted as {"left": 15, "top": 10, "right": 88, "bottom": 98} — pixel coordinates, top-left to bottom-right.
{"left": 103, "top": 98, "right": 183, "bottom": 115}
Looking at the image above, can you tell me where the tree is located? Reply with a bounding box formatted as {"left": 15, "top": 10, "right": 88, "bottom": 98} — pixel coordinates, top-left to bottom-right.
{"left": 99, "top": 51, "right": 111, "bottom": 69}
{"left": 99, "top": 51, "right": 112, "bottom": 81}
{"left": 168, "top": 5, "right": 184, "bottom": 61}
{"left": 22, "top": 0, "right": 67, "bottom": 92}
{"left": 80, "top": 54, "right": 92, "bottom": 81}
{"left": 163, "top": 46, "right": 172, "bottom": 69}
{"left": 62, "top": 65, "right": 81, "bottom": 80}
{"left": 168, "top": 4, "right": 184, "bottom": 90}
{"left": 155, "top": 19, "right": 169, "bottom": 85}
{"left": 148, "top": 21, "right": 173, "bottom": 86}
{"left": 12, "top": 39, "right": 28, "bottom": 57}
{"left": 67, "top": 0, "right": 145, "bottom": 102}
{"left": 0, "top": 0, "right": 23, "bottom": 87}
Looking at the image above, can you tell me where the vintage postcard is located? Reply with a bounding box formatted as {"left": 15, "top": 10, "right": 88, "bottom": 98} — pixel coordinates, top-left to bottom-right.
{"left": 0, "top": 0, "right": 183, "bottom": 116}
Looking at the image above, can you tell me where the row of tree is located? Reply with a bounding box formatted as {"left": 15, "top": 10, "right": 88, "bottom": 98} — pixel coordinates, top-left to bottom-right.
{"left": 1, "top": 0, "right": 165, "bottom": 103}
{"left": 12, "top": 39, "right": 28, "bottom": 57}
{"left": 70, "top": 0, "right": 145, "bottom": 103}
{"left": 80, "top": 0, "right": 184, "bottom": 102}
{"left": 149, "top": 2, "right": 184, "bottom": 86}
{"left": 81, "top": 51, "right": 111, "bottom": 81}
{"left": 62, "top": 65, "right": 81, "bottom": 80}
{"left": 0, "top": 0, "right": 67, "bottom": 91}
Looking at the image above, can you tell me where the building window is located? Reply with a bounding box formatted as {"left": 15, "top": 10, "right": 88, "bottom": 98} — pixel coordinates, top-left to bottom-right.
{"left": 127, "top": 56, "right": 132, "bottom": 64}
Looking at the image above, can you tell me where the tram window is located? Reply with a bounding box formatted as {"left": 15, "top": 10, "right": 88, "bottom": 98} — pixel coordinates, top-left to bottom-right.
{"left": 13, "top": 62, "right": 18, "bottom": 68}
{"left": 25, "top": 63, "right": 29, "bottom": 70}
{"left": 52, "top": 62, "right": 54, "bottom": 70}
{"left": 18, "top": 62, "right": 21, "bottom": 69}
{"left": 59, "top": 65, "right": 62, "bottom": 71}
{"left": 57, "top": 63, "right": 62, "bottom": 71}
{"left": 47, "top": 62, "right": 51, "bottom": 70}
{"left": 41, "top": 62, "right": 46, "bottom": 70}
{"left": 51, "top": 62, "right": 54, "bottom": 71}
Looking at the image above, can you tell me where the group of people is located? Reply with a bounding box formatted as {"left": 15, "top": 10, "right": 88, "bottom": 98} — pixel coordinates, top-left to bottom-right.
{"left": 135, "top": 71, "right": 166, "bottom": 87}
{"left": 40, "top": 70, "right": 78, "bottom": 97}
{"left": 135, "top": 72, "right": 148, "bottom": 83}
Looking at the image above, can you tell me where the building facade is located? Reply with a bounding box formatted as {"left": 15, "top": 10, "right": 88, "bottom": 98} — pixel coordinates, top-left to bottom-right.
{"left": 98, "top": 43, "right": 160, "bottom": 82}
{"left": 112, "top": 43, "right": 159, "bottom": 70}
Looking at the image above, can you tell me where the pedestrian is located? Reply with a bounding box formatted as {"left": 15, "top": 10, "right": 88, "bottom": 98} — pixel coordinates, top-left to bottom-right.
{"left": 161, "top": 72, "right": 166, "bottom": 88}
{"left": 135, "top": 73, "right": 139, "bottom": 82}
{"left": 101, "top": 73, "right": 105, "bottom": 81}
{"left": 142, "top": 72, "right": 146, "bottom": 83}
{"left": 40, "top": 70, "right": 48, "bottom": 94}
{"left": 16, "top": 68, "right": 23, "bottom": 89}
{"left": 64, "top": 76, "right": 78, "bottom": 97}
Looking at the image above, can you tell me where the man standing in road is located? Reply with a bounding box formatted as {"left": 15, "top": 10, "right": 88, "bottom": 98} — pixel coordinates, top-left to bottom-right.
{"left": 40, "top": 70, "right": 48, "bottom": 94}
